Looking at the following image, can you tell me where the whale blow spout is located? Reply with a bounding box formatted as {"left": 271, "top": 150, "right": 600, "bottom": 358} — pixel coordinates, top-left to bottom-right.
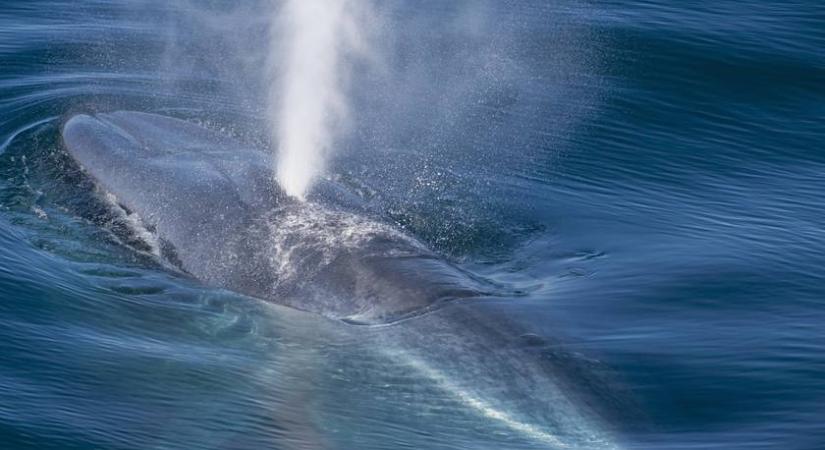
{"left": 269, "top": 0, "right": 373, "bottom": 199}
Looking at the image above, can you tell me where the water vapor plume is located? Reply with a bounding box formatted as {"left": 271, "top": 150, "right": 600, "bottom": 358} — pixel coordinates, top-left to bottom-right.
{"left": 269, "top": 0, "right": 374, "bottom": 200}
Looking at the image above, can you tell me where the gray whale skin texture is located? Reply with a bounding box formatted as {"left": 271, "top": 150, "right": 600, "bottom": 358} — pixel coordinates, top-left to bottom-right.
{"left": 61, "top": 111, "right": 493, "bottom": 325}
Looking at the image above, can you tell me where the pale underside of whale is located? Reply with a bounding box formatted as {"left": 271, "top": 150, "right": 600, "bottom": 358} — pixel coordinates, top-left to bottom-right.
{"left": 61, "top": 111, "right": 497, "bottom": 325}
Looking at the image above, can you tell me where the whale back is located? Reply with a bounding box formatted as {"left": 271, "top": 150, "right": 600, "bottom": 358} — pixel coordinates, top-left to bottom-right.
{"left": 62, "top": 111, "right": 492, "bottom": 324}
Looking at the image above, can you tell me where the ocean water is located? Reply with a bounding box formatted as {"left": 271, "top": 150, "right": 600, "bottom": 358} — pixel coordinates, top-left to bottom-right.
{"left": 1, "top": 1, "right": 824, "bottom": 449}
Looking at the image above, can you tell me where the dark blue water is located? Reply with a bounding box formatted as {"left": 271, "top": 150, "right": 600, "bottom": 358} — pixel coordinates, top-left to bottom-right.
{"left": 1, "top": 1, "right": 824, "bottom": 449}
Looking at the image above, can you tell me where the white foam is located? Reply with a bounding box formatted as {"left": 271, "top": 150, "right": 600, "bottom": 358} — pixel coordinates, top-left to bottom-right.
{"left": 265, "top": 202, "right": 422, "bottom": 286}
{"left": 101, "top": 192, "right": 162, "bottom": 258}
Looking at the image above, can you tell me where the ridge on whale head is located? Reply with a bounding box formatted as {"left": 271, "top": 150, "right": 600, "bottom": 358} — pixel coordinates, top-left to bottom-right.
{"left": 61, "top": 111, "right": 499, "bottom": 324}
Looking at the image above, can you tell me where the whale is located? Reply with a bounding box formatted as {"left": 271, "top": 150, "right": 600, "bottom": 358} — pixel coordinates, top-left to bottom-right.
{"left": 62, "top": 111, "right": 499, "bottom": 325}
{"left": 61, "top": 111, "right": 623, "bottom": 449}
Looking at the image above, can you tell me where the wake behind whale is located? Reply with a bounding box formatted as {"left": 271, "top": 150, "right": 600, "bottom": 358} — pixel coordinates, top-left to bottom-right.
{"left": 61, "top": 110, "right": 622, "bottom": 449}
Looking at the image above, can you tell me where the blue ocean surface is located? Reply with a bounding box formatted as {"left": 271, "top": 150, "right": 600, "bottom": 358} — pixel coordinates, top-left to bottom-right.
{"left": 1, "top": 1, "right": 824, "bottom": 449}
